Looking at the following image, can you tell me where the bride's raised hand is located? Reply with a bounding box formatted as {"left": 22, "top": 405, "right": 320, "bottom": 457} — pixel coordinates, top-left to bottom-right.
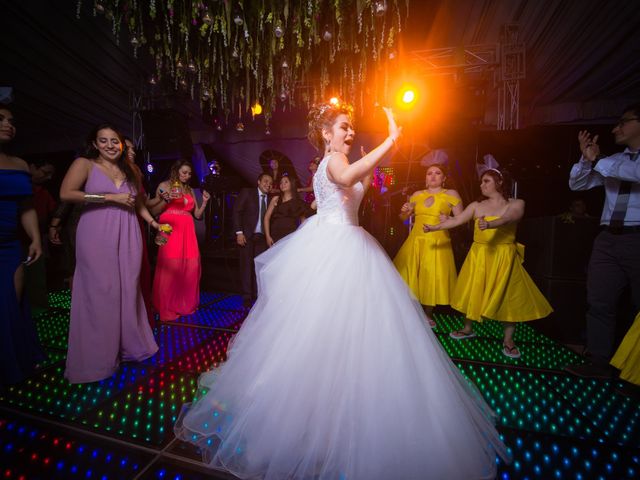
{"left": 382, "top": 107, "right": 402, "bottom": 143}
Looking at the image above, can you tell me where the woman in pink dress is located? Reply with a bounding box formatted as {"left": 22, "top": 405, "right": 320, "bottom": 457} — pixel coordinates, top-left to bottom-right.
{"left": 152, "top": 160, "right": 209, "bottom": 321}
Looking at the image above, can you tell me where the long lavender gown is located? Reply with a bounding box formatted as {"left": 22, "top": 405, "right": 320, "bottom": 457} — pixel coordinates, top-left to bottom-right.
{"left": 64, "top": 165, "right": 158, "bottom": 383}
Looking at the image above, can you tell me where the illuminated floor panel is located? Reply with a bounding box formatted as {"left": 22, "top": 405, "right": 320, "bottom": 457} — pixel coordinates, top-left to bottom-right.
{"left": 171, "top": 306, "right": 246, "bottom": 329}
{"left": 138, "top": 458, "right": 234, "bottom": 479}
{"left": 35, "top": 308, "right": 70, "bottom": 349}
{"left": 438, "top": 333, "right": 585, "bottom": 369}
{"left": 457, "top": 363, "right": 601, "bottom": 441}
{"left": 433, "top": 312, "right": 556, "bottom": 344}
{"left": 0, "top": 364, "right": 154, "bottom": 421}
{"left": 47, "top": 289, "right": 71, "bottom": 309}
{"left": 545, "top": 373, "right": 640, "bottom": 448}
{"left": 198, "top": 291, "right": 229, "bottom": 306}
{"left": 168, "top": 331, "right": 234, "bottom": 373}
{"left": 0, "top": 414, "right": 152, "bottom": 480}
{"left": 1, "top": 290, "right": 638, "bottom": 479}
{"left": 143, "top": 324, "right": 220, "bottom": 367}
{"left": 80, "top": 370, "right": 200, "bottom": 446}
{"left": 498, "top": 428, "right": 640, "bottom": 479}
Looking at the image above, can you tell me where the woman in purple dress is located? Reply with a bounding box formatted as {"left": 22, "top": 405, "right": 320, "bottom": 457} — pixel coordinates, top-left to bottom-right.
{"left": 60, "top": 124, "right": 162, "bottom": 383}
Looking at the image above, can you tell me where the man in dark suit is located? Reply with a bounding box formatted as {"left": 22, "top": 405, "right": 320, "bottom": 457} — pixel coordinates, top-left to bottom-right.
{"left": 233, "top": 172, "right": 273, "bottom": 306}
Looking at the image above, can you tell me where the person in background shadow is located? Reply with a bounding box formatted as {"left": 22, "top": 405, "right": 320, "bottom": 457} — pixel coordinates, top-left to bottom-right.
{"left": 558, "top": 197, "right": 592, "bottom": 224}
{"left": 123, "top": 136, "right": 158, "bottom": 326}
{"left": 24, "top": 159, "right": 56, "bottom": 315}
{"left": 264, "top": 174, "right": 315, "bottom": 246}
{"left": 232, "top": 172, "right": 273, "bottom": 306}
{"left": 564, "top": 103, "right": 640, "bottom": 379}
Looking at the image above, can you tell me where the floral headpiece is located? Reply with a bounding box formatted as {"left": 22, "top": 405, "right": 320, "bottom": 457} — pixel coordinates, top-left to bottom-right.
{"left": 476, "top": 154, "right": 502, "bottom": 179}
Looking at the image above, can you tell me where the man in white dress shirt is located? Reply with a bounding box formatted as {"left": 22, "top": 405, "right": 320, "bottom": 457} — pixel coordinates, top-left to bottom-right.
{"left": 565, "top": 103, "right": 640, "bottom": 379}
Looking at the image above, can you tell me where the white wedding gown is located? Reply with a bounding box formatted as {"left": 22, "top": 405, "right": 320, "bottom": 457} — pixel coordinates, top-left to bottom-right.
{"left": 175, "top": 154, "right": 510, "bottom": 479}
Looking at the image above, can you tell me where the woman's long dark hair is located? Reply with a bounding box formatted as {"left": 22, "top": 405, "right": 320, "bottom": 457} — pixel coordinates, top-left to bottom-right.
{"left": 85, "top": 124, "right": 141, "bottom": 190}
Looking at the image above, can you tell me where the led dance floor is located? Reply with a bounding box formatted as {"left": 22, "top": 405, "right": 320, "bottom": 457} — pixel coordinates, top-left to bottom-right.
{"left": 1, "top": 290, "right": 638, "bottom": 479}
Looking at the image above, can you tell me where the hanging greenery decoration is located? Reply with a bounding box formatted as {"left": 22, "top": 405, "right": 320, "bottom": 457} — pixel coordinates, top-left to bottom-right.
{"left": 80, "top": 0, "right": 407, "bottom": 125}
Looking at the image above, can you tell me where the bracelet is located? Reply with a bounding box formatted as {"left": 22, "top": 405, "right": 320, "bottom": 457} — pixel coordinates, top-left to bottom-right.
{"left": 84, "top": 194, "right": 106, "bottom": 203}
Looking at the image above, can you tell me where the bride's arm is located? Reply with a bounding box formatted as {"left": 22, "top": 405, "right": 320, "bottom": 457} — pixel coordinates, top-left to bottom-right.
{"left": 328, "top": 108, "right": 401, "bottom": 188}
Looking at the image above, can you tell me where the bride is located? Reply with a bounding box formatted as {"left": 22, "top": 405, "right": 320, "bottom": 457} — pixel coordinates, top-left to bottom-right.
{"left": 174, "top": 102, "right": 510, "bottom": 479}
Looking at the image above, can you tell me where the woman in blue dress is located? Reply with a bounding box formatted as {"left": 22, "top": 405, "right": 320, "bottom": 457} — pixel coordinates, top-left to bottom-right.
{"left": 0, "top": 104, "right": 45, "bottom": 388}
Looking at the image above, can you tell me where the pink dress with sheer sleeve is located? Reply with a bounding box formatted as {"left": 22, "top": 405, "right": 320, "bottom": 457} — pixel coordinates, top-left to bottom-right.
{"left": 152, "top": 193, "right": 201, "bottom": 320}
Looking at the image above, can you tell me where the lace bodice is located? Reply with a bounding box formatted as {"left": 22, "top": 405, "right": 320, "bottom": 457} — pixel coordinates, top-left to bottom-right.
{"left": 313, "top": 154, "right": 364, "bottom": 226}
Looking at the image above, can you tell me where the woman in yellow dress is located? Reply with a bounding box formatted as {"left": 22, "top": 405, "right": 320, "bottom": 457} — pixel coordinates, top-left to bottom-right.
{"left": 610, "top": 311, "right": 640, "bottom": 396}
{"left": 424, "top": 167, "right": 552, "bottom": 359}
{"left": 393, "top": 163, "right": 463, "bottom": 327}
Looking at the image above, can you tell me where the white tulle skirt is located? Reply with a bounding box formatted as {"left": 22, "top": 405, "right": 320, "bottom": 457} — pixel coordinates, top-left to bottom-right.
{"left": 174, "top": 215, "right": 510, "bottom": 479}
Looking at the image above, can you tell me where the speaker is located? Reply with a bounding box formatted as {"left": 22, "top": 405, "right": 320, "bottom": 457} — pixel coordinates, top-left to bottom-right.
{"left": 141, "top": 109, "right": 193, "bottom": 159}
{"left": 531, "top": 276, "right": 587, "bottom": 344}
{"left": 519, "top": 216, "right": 599, "bottom": 279}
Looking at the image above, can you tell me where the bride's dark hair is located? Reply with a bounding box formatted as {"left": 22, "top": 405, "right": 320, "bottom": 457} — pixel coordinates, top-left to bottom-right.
{"left": 307, "top": 100, "right": 354, "bottom": 152}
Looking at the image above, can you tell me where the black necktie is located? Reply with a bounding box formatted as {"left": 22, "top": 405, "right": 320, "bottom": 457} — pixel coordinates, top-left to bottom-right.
{"left": 609, "top": 152, "right": 639, "bottom": 228}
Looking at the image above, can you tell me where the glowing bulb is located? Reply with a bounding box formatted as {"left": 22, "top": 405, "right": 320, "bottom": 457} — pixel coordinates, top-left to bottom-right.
{"left": 251, "top": 103, "right": 263, "bottom": 116}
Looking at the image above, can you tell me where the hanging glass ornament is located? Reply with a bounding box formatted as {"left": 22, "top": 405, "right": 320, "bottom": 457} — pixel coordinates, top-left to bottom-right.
{"left": 95, "top": 2, "right": 105, "bottom": 13}
{"left": 373, "top": 0, "right": 388, "bottom": 16}
{"left": 282, "top": 59, "right": 289, "bottom": 69}
{"left": 236, "top": 121, "right": 245, "bottom": 132}
{"left": 188, "top": 61, "right": 196, "bottom": 72}
{"left": 203, "top": 13, "right": 213, "bottom": 25}
{"left": 233, "top": 14, "right": 243, "bottom": 26}
{"left": 149, "top": 75, "right": 157, "bottom": 85}
{"left": 130, "top": 36, "right": 139, "bottom": 47}
{"left": 322, "top": 26, "right": 332, "bottom": 41}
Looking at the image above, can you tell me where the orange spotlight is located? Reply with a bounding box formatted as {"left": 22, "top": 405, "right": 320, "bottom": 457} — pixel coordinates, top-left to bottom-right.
{"left": 329, "top": 97, "right": 340, "bottom": 106}
{"left": 402, "top": 90, "right": 415, "bottom": 104}
{"left": 396, "top": 85, "right": 418, "bottom": 110}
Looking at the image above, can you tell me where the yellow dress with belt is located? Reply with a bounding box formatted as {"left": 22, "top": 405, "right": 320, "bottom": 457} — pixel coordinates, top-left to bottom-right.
{"left": 393, "top": 190, "right": 460, "bottom": 306}
{"left": 450, "top": 217, "right": 553, "bottom": 322}
{"left": 610, "top": 312, "right": 640, "bottom": 385}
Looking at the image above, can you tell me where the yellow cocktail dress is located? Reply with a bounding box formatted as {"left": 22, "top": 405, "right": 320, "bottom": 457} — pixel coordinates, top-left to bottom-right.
{"left": 393, "top": 190, "right": 460, "bottom": 306}
{"left": 610, "top": 312, "right": 640, "bottom": 385}
{"left": 451, "top": 217, "right": 553, "bottom": 322}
